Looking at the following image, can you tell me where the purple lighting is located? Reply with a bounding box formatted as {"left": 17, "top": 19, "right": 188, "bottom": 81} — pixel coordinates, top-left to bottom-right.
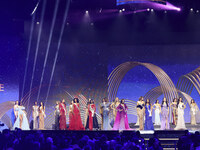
{"left": 151, "top": 2, "right": 181, "bottom": 11}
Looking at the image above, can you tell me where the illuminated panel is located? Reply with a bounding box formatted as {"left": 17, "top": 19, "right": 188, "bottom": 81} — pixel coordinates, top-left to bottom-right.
{"left": 117, "top": 0, "right": 166, "bottom": 6}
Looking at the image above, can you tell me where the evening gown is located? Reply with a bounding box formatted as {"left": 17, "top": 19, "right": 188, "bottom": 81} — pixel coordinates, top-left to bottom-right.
{"left": 85, "top": 104, "right": 99, "bottom": 130}
{"left": 39, "top": 106, "right": 45, "bottom": 129}
{"left": 13, "top": 106, "right": 30, "bottom": 130}
{"left": 112, "top": 104, "right": 131, "bottom": 130}
{"left": 172, "top": 103, "right": 177, "bottom": 125}
{"left": 137, "top": 101, "right": 144, "bottom": 130}
{"left": 144, "top": 105, "right": 154, "bottom": 130}
{"left": 154, "top": 105, "right": 161, "bottom": 125}
{"left": 73, "top": 103, "right": 85, "bottom": 130}
{"left": 68, "top": 104, "right": 75, "bottom": 130}
{"left": 55, "top": 105, "right": 60, "bottom": 130}
{"left": 160, "top": 104, "right": 169, "bottom": 130}
{"left": 101, "top": 102, "right": 112, "bottom": 130}
{"left": 59, "top": 103, "right": 67, "bottom": 130}
{"left": 190, "top": 104, "right": 197, "bottom": 125}
{"left": 32, "top": 105, "right": 39, "bottom": 129}
{"left": 175, "top": 103, "right": 186, "bottom": 130}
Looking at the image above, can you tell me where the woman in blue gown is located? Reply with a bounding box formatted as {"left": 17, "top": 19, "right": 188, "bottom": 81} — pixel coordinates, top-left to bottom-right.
{"left": 100, "top": 98, "right": 112, "bottom": 130}
{"left": 13, "top": 102, "right": 30, "bottom": 130}
{"left": 144, "top": 99, "right": 154, "bottom": 130}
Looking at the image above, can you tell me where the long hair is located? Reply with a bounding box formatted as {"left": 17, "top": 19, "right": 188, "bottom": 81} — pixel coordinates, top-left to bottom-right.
{"left": 120, "top": 99, "right": 125, "bottom": 104}
{"left": 73, "top": 98, "right": 79, "bottom": 103}
{"left": 161, "top": 98, "right": 168, "bottom": 107}
{"left": 177, "top": 97, "right": 183, "bottom": 107}
{"left": 190, "top": 99, "right": 195, "bottom": 104}
{"left": 145, "top": 99, "right": 151, "bottom": 106}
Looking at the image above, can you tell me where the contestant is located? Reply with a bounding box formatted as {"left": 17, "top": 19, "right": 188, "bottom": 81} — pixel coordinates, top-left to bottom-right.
{"left": 110, "top": 97, "right": 120, "bottom": 121}
{"left": 153, "top": 100, "right": 161, "bottom": 125}
{"left": 54, "top": 101, "right": 60, "bottom": 130}
{"left": 100, "top": 98, "right": 104, "bottom": 129}
{"left": 39, "top": 102, "right": 45, "bottom": 130}
{"left": 190, "top": 99, "right": 198, "bottom": 125}
{"left": 144, "top": 99, "right": 154, "bottom": 130}
{"left": 100, "top": 97, "right": 112, "bottom": 130}
{"left": 174, "top": 97, "right": 186, "bottom": 130}
{"left": 113, "top": 99, "right": 131, "bottom": 130}
{"left": 160, "top": 97, "right": 169, "bottom": 130}
{"left": 137, "top": 96, "right": 145, "bottom": 130}
{"left": 59, "top": 99, "right": 67, "bottom": 130}
{"left": 85, "top": 99, "right": 99, "bottom": 130}
{"left": 13, "top": 102, "right": 30, "bottom": 130}
{"left": 14, "top": 101, "right": 19, "bottom": 121}
{"left": 73, "top": 98, "right": 85, "bottom": 130}
{"left": 170, "top": 98, "right": 178, "bottom": 125}
{"left": 68, "top": 100, "right": 74, "bottom": 130}
{"left": 32, "top": 101, "right": 39, "bottom": 130}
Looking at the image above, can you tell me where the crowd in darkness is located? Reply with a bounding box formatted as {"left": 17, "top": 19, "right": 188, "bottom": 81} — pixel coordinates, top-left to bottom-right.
{"left": 0, "top": 129, "right": 200, "bottom": 150}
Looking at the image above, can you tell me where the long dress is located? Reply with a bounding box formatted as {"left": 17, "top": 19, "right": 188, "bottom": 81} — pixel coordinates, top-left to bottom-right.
{"left": 85, "top": 104, "right": 99, "bottom": 130}
{"left": 55, "top": 105, "right": 60, "bottom": 130}
{"left": 39, "top": 106, "right": 45, "bottom": 129}
{"left": 73, "top": 103, "right": 85, "bottom": 130}
{"left": 154, "top": 105, "right": 161, "bottom": 125}
{"left": 144, "top": 105, "right": 154, "bottom": 130}
{"left": 59, "top": 103, "right": 67, "bottom": 130}
{"left": 32, "top": 105, "right": 39, "bottom": 130}
{"left": 137, "top": 101, "right": 144, "bottom": 130}
{"left": 172, "top": 103, "right": 177, "bottom": 125}
{"left": 113, "top": 104, "right": 131, "bottom": 130}
{"left": 13, "top": 106, "right": 30, "bottom": 130}
{"left": 101, "top": 102, "right": 112, "bottom": 130}
{"left": 68, "top": 104, "right": 74, "bottom": 130}
{"left": 175, "top": 103, "right": 186, "bottom": 130}
{"left": 160, "top": 104, "right": 169, "bottom": 130}
{"left": 190, "top": 104, "right": 197, "bottom": 125}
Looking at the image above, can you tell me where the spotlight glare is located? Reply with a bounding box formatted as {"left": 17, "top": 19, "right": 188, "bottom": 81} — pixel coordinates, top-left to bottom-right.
{"left": 122, "top": 8, "right": 125, "bottom": 11}
{"left": 147, "top": 8, "right": 150, "bottom": 11}
{"left": 91, "top": 23, "right": 94, "bottom": 26}
{"left": 197, "top": 10, "right": 199, "bottom": 13}
{"left": 36, "top": 21, "right": 40, "bottom": 24}
{"left": 177, "top": 8, "right": 181, "bottom": 11}
{"left": 119, "top": 10, "right": 122, "bottom": 13}
{"left": 67, "top": 22, "right": 69, "bottom": 25}
{"left": 190, "top": 8, "right": 193, "bottom": 11}
{"left": 151, "top": 9, "right": 154, "bottom": 12}
{"left": 85, "top": 10, "right": 89, "bottom": 14}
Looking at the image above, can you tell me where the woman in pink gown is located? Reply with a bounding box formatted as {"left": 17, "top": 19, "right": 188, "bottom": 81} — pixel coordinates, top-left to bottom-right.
{"left": 113, "top": 99, "right": 132, "bottom": 130}
{"left": 59, "top": 99, "right": 67, "bottom": 130}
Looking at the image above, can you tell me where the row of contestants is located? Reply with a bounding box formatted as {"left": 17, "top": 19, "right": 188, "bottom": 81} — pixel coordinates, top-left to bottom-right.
{"left": 137, "top": 96, "right": 198, "bottom": 130}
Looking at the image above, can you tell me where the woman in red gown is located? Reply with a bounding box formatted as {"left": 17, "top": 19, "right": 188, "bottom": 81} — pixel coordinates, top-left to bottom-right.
{"left": 73, "top": 98, "right": 85, "bottom": 130}
{"left": 68, "top": 100, "right": 74, "bottom": 130}
{"left": 59, "top": 99, "right": 67, "bottom": 130}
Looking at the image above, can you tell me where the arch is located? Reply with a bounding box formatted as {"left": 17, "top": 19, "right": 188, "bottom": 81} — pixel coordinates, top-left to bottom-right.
{"left": 108, "top": 61, "right": 178, "bottom": 103}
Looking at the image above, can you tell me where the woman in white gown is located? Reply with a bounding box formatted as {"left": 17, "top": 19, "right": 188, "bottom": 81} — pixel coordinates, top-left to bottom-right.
{"left": 153, "top": 100, "right": 161, "bottom": 125}
{"left": 13, "top": 103, "right": 30, "bottom": 130}
{"left": 174, "top": 97, "right": 186, "bottom": 130}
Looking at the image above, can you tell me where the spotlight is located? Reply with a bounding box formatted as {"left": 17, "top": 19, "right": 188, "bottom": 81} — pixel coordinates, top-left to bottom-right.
{"left": 85, "top": 10, "right": 89, "bottom": 14}
{"left": 197, "top": 10, "right": 199, "bottom": 13}
{"left": 36, "top": 22, "right": 40, "bottom": 24}
{"left": 177, "top": 8, "right": 181, "bottom": 11}
{"left": 119, "top": 10, "right": 122, "bottom": 13}
{"left": 66, "top": 22, "right": 69, "bottom": 25}
{"left": 147, "top": 8, "right": 150, "bottom": 11}
{"left": 151, "top": 9, "right": 154, "bottom": 12}
{"left": 190, "top": 8, "right": 193, "bottom": 11}
{"left": 91, "top": 23, "right": 94, "bottom": 26}
{"left": 122, "top": 8, "right": 125, "bottom": 11}
{"left": 164, "top": 10, "right": 167, "bottom": 13}
{"left": 99, "top": 8, "right": 102, "bottom": 13}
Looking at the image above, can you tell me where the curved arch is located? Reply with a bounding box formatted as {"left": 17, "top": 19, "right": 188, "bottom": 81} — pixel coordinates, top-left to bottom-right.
{"left": 0, "top": 101, "right": 15, "bottom": 119}
{"left": 108, "top": 61, "right": 178, "bottom": 103}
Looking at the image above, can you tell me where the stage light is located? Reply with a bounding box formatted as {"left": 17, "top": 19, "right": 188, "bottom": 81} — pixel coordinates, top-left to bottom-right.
{"left": 122, "top": 8, "right": 125, "bottom": 11}
{"left": 151, "top": 9, "right": 154, "bottom": 12}
{"left": 147, "top": 8, "right": 150, "bottom": 11}
{"left": 85, "top": 10, "right": 89, "bottom": 14}
{"left": 37, "top": 22, "right": 40, "bottom": 24}
{"left": 164, "top": 10, "right": 167, "bottom": 13}
{"left": 177, "top": 8, "right": 181, "bottom": 11}
{"left": 119, "top": 10, "right": 122, "bottom": 13}
{"left": 91, "top": 23, "right": 94, "bottom": 26}
{"left": 67, "top": 22, "right": 69, "bottom": 25}
{"left": 190, "top": 8, "right": 193, "bottom": 11}
{"left": 99, "top": 8, "right": 102, "bottom": 13}
{"left": 197, "top": 10, "right": 199, "bottom": 13}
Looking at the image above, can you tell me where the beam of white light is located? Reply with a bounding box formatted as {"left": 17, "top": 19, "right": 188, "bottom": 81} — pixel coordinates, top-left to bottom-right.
{"left": 44, "top": 0, "right": 70, "bottom": 105}
{"left": 31, "top": 0, "right": 40, "bottom": 16}
{"left": 27, "top": 0, "right": 47, "bottom": 109}
{"left": 36, "top": 0, "right": 60, "bottom": 103}
{"left": 20, "top": 13, "right": 36, "bottom": 101}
